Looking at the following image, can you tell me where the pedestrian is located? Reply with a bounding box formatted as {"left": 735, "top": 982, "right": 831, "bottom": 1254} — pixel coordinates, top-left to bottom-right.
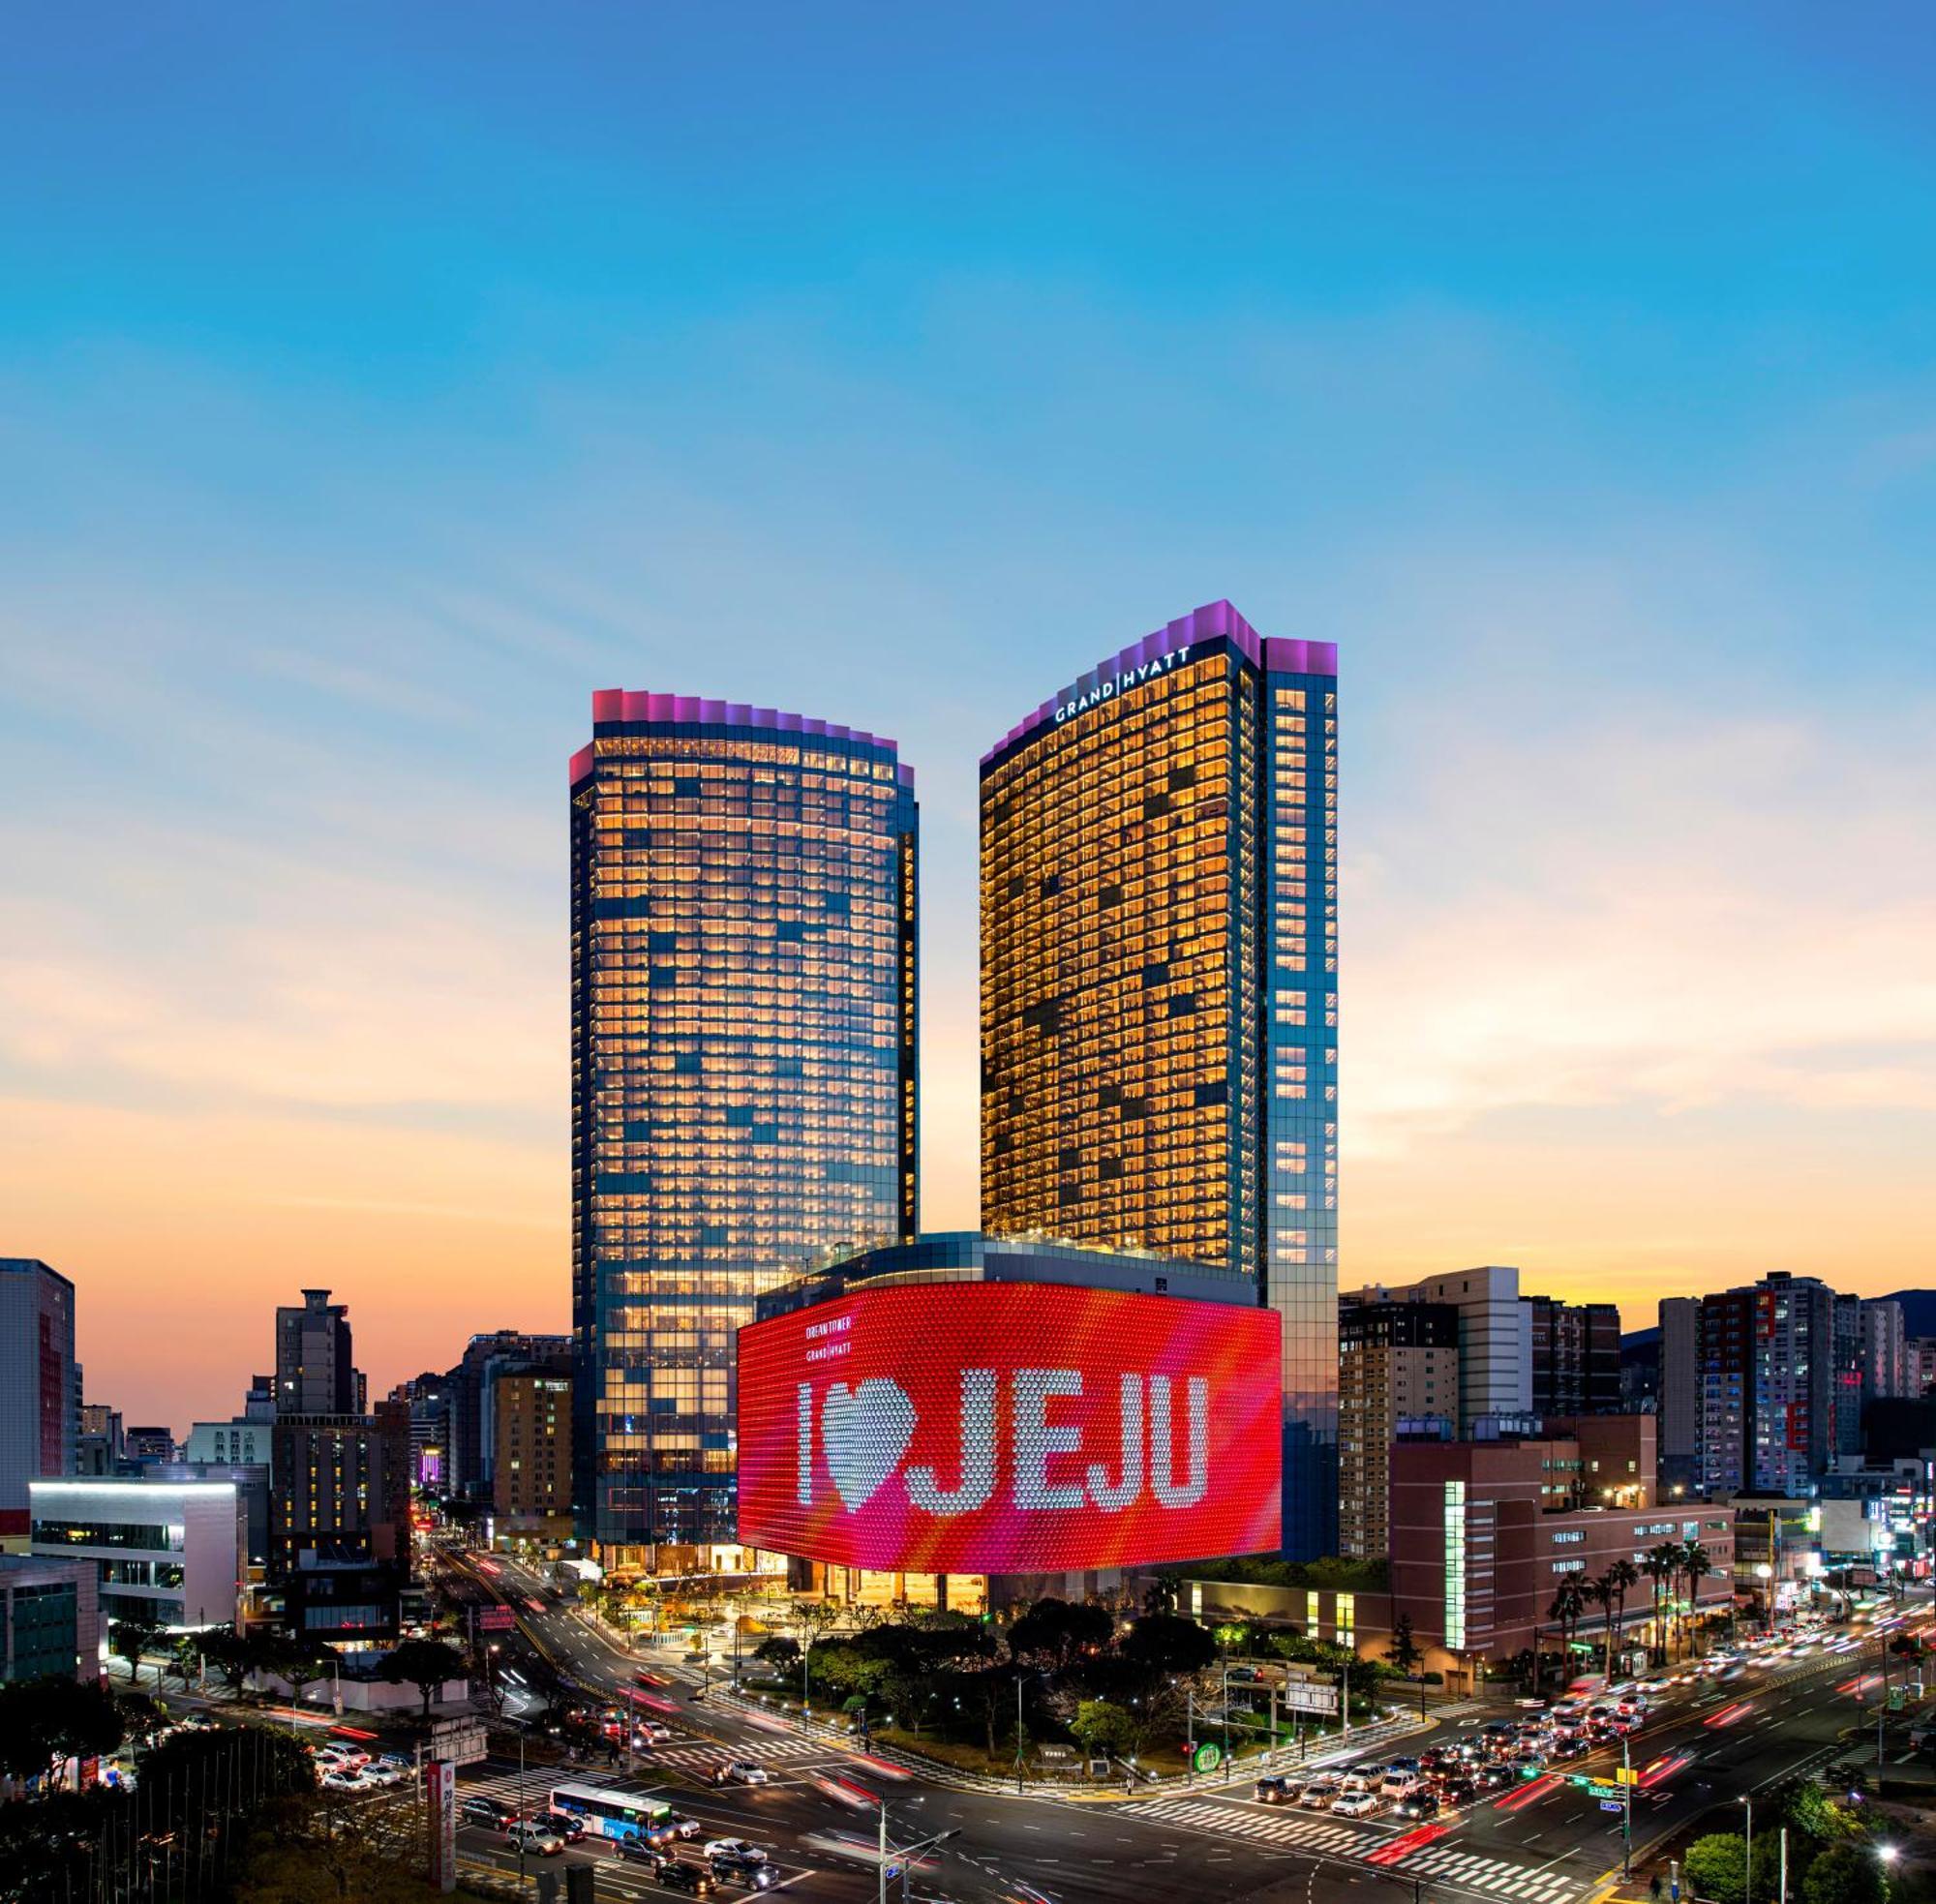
{"left": 1651, "top": 1876, "right": 1663, "bottom": 1902}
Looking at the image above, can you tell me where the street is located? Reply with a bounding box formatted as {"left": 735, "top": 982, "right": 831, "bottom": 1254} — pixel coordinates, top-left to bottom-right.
{"left": 441, "top": 1552, "right": 1932, "bottom": 1904}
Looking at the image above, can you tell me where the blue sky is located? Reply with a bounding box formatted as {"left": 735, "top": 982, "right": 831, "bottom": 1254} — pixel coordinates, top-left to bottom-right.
{"left": 2, "top": 4, "right": 1933, "bottom": 1420}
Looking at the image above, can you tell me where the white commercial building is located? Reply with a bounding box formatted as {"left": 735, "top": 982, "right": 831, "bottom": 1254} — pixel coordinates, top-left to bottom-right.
{"left": 1343, "top": 1265, "right": 1532, "bottom": 1434}
{"left": 28, "top": 1479, "right": 244, "bottom": 1633}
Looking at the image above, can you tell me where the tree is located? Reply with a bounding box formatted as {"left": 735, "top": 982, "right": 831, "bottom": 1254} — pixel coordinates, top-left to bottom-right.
{"left": 168, "top": 1633, "right": 203, "bottom": 1692}
{"left": 115, "top": 1689, "right": 168, "bottom": 1753}
{"left": 201, "top": 1624, "right": 254, "bottom": 1697}
{"left": 753, "top": 1636, "right": 801, "bottom": 1670}
{"left": 1549, "top": 1577, "right": 1587, "bottom": 1679}
{"left": 1604, "top": 1558, "right": 1641, "bottom": 1676}
{"left": 109, "top": 1616, "right": 166, "bottom": 1688}
{"left": 1120, "top": 1613, "right": 1216, "bottom": 1677}
{"left": 1586, "top": 1573, "right": 1618, "bottom": 1680}
{"left": 1009, "top": 1598, "right": 1113, "bottom": 1674}
{"left": 1682, "top": 1543, "right": 1715, "bottom": 1654}
{"left": 380, "top": 1638, "right": 467, "bottom": 1719}
{"left": 1383, "top": 1614, "right": 1422, "bottom": 1677}
{"left": 0, "top": 1676, "right": 126, "bottom": 1790}
{"left": 1801, "top": 1846, "right": 1889, "bottom": 1904}
{"left": 1069, "top": 1699, "right": 1136, "bottom": 1760}
{"left": 1684, "top": 1833, "right": 1749, "bottom": 1904}
{"left": 1643, "top": 1545, "right": 1681, "bottom": 1661}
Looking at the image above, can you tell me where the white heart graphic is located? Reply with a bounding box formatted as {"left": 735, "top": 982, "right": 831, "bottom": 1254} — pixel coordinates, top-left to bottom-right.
{"left": 820, "top": 1379, "right": 917, "bottom": 1512}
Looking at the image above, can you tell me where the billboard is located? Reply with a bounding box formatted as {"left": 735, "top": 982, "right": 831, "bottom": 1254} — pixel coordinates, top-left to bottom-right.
{"left": 738, "top": 1282, "right": 1281, "bottom": 1572}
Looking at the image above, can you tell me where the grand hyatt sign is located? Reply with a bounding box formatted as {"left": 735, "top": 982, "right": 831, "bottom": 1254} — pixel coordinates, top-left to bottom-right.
{"left": 1052, "top": 643, "right": 1192, "bottom": 724}
{"left": 737, "top": 1282, "right": 1281, "bottom": 1573}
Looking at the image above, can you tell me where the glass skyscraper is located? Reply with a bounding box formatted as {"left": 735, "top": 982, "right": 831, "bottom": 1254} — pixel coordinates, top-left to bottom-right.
{"left": 980, "top": 600, "right": 1339, "bottom": 1557}
{"left": 571, "top": 692, "right": 919, "bottom": 1561}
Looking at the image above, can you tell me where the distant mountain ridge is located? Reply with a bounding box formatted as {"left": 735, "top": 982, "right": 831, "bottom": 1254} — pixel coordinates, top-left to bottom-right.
{"left": 1884, "top": 1289, "right": 1936, "bottom": 1335}
{"left": 1621, "top": 1291, "right": 1936, "bottom": 1348}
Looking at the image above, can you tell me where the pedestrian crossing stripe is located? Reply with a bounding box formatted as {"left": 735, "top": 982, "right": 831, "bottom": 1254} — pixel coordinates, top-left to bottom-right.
{"left": 1123, "top": 1799, "right": 1582, "bottom": 1902}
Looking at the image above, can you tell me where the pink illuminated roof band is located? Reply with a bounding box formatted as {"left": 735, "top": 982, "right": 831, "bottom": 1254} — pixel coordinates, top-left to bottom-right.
{"left": 980, "top": 598, "right": 1337, "bottom": 767}
{"left": 572, "top": 693, "right": 912, "bottom": 789}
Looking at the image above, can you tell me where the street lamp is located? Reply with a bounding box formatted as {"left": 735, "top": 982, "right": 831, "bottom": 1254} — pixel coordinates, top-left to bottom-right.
{"left": 1739, "top": 1796, "right": 1753, "bottom": 1904}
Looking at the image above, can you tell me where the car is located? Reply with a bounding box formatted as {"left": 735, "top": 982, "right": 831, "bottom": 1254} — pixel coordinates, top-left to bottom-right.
{"left": 618, "top": 1836, "right": 668, "bottom": 1866}
{"left": 636, "top": 1669, "right": 672, "bottom": 1688}
{"left": 1379, "top": 1771, "right": 1422, "bottom": 1798}
{"left": 463, "top": 1796, "right": 517, "bottom": 1828}
{"left": 1636, "top": 1678, "right": 1672, "bottom": 1694}
{"left": 1509, "top": 1758, "right": 1545, "bottom": 1781}
{"left": 652, "top": 1861, "right": 714, "bottom": 1895}
{"left": 507, "top": 1823, "right": 566, "bottom": 1857}
{"left": 710, "top": 1852, "right": 777, "bottom": 1890}
{"left": 713, "top": 1761, "right": 771, "bottom": 1787}
{"left": 703, "top": 1840, "right": 768, "bottom": 1865}
{"left": 320, "top": 1768, "right": 366, "bottom": 1792}
{"left": 1610, "top": 1713, "right": 1642, "bottom": 1735}
{"left": 1331, "top": 1790, "right": 1381, "bottom": 1818}
{"left": 636, "top": 1722, "right": 676, "bottom": 1744}
{"left": 545, "top": 1809, "right": 588, "bottom": 1841}
{"left": 1297, "top": 1777, "right": 1341, "bottom": 1808}
{"left": 665, "top": 1812, "right": 705, "bottom": 1840}
{"left": 360, "top": 1763, "right": 405, "bottom": 1788}
{"left": 1255, "top": 1776, "right": 1295, "bottom": 1804}
{"left": 1437, "top": 1778, "right": 1477, "bottom": 1809}
{"left": 1550, "top": 1736, "right": 1588, "bottom": 1762}
{"left": 1396, "top": 1791, "right": 1440, "bottom": 1820}
{"left": 1471, "top": 1764, "right": 1513, "bottom": 1794}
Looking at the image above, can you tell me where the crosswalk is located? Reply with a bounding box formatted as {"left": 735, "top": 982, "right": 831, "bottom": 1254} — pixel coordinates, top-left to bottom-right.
{"left": 1122, "top": 1798, "right": 1583, "bottom": 1902}
{"left": 461, "top": 1734, "right": 828, "bottom": 1806}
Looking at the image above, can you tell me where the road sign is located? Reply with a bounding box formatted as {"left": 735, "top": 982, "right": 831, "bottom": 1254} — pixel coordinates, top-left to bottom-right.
{"left": 1568, "top": 1776, "right": 1625, "bottom": 1801}
{"left": 1617, "top": 1767, "right": 1639, "bottom": 1785}
{"left": 1601, "top": 1798, "right": 1623, "bottom": 1813}
{"left": 1192, "top": 1740, "right": 1224, "bottom": 1774}
{"left": 1281, "top": 1681, "right": 1340, "bottom": 1714}
{"left": 430, "top": 1718, "right": 488, "bottom": 1767}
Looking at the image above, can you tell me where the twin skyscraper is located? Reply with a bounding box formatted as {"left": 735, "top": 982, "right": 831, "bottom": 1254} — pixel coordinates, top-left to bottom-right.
{"left": 570, "top": 600, "right": 1339, "bottom": 1568}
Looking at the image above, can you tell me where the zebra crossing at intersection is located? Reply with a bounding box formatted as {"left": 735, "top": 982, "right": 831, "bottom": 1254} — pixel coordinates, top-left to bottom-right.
{"left": 1122, "top": 1798, "right": 1583, "bottom": 1902}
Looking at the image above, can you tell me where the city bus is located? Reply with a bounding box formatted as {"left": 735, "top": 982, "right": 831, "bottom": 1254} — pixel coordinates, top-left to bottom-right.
{"left": 548, "top": 1782, "right": 672, "bottom": 1843}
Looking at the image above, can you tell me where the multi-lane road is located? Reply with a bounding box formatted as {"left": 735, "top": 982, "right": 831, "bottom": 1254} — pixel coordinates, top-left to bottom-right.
{"left": 437, "top": 1550, "right": 1929, "bottom": 1904}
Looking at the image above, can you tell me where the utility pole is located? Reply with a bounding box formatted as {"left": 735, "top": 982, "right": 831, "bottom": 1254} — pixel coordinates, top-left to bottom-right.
{"left": 1741, "top": 1795, "right": 1753, "bottom": 1904}
{"left": 1186, "top": 1687, "right": 1195, "bottom": 1787}
{"left": 1014, "top": 1678, "right": 1025, "bottom": 1796}
{"left": 1621, "top": 1735, "right": 1632, "bottom": 1882}
{"left": 1779, "top": 1828, "right": 1788, "bottom": 1904}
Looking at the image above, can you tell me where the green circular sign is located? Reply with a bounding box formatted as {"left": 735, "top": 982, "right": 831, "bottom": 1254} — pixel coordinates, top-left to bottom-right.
{"left": 1191, "top": 1740, "right": 1223, "bottom": 1774}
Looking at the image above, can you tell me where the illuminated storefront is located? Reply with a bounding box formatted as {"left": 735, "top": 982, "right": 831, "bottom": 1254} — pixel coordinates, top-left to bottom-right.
{"left": 979, "top": 600, "right": 1338, "bottom": 1556}
{"left": 570, "top": 694, "right": 919, "bottom": 1562}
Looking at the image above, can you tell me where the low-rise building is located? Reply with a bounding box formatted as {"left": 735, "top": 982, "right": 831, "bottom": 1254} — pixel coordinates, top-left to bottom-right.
{"left": 0, "top": 1553, "right": 98, "bottom": 1683}
{"left": 27, "top": 1479, "right": 243, "bottom": 1632}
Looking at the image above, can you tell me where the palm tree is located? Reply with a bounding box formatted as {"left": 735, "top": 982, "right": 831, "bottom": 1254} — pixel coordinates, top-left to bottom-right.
{"left": 1548, "top": 1578, "right": 1587, "bottom": 1686}
{"left": 1604, "top": 1558, "right": 1641, "bottom": 1677}
{"left": 1586, "top": 1572, "right": 1618, "bottom": 1679}
{"left": 1642, "top": 1545, "right": 1680, "bottom": 1662}
{"left": 1681, "top": 1541, "right": 1714, "bottom": 1655}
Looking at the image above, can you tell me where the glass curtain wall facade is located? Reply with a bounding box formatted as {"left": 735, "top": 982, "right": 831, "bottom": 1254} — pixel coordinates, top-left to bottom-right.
{"left": 980, "top": 600, "right": 1339, "bottom": 1557}
{"left": 571, "top": 692, "right": 919, "bottom": 1560}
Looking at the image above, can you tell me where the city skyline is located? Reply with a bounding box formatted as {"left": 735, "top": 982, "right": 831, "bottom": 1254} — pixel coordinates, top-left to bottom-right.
{"left": 4, "top": 8, "right": 1936, "bottom": 1426}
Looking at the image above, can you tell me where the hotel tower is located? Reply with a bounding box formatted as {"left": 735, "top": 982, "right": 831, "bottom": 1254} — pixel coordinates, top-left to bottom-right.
{"left": 980, "top": 600, "right": 1339, "bottom": 1556}
{"left": 571, "top": 692, "right": 919, "bottom": 1562}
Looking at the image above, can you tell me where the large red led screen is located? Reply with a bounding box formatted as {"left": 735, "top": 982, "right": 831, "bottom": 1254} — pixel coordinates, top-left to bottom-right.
{"left": 737, "top": 1282, "right": 1281, "bottom": 1572}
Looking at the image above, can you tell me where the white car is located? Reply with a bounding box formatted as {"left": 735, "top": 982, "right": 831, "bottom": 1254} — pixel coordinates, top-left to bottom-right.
{"left": 705, "top": 1839, "right": 768, "bottom": 1864}
{"left": 360, "top": 1763, "right": 405, "bottom": 1788}
{"left": 1331, "top": 1790, "right": 1381, "bottom": 1818}
{"left": 320, "top": 1767, "right": 366, "bottom": 1792}
{"left": 1636, "top": 1679, "right": 1672, "bottom": 1695}
{"left": 714, "top": 1761, "right": 771, "bottom": 1786}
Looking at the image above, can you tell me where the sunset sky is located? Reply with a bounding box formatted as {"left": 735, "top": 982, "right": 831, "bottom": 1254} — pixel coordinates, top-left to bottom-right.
{"left": 3, "top": 6, "right": 1934, "bottom": 1429}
